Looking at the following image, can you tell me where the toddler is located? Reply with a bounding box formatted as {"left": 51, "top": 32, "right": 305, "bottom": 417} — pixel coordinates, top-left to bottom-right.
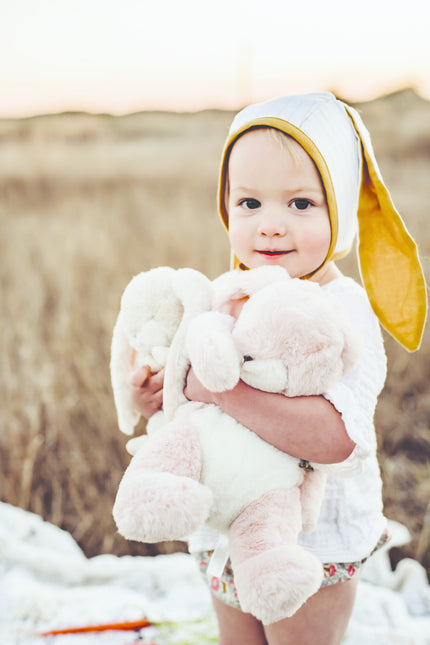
{"left": 128, "top": 93, "right": 427, "bottom": 645}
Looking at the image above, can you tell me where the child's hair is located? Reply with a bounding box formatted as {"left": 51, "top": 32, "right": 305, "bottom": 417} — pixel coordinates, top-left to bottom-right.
{"left": 266, "top": 126, "right": 328, "bottom": 196}
{"left": 264, "top": 126, "right": 306, "bottom": 165}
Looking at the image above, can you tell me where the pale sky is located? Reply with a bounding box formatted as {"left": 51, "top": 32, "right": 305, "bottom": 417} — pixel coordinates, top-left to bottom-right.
{"left": 1, "top": 0, "right": 429, "bottom": 117}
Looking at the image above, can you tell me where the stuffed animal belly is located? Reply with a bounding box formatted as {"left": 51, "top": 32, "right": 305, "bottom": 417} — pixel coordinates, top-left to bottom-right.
{"left": 190, "top": 404, "right": 304, "bottom": 531}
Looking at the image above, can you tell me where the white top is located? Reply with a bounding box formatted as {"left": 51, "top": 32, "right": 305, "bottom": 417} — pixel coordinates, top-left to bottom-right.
{"left": 188, "top": 275, "right": 388, "bottom": 563}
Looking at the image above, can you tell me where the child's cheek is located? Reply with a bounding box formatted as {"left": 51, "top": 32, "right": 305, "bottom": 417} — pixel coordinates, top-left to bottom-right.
{"left": 303, "top": 220, "right": 331, "bottom": 256}
{"left": 228, "top": 223, "right": 244, "bottom": 254}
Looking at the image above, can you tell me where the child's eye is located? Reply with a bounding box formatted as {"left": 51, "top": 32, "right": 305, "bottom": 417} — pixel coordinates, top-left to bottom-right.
{"left": 290, "top": 198, "right": 313, "bottom": 210}
{"left": 239, "top": 198, "right": 261, "bottom": 210}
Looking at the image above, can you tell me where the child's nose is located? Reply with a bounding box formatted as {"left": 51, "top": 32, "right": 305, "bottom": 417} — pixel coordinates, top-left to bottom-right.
{"left": 258, "top": 210, "right": 287, "bottom": 237}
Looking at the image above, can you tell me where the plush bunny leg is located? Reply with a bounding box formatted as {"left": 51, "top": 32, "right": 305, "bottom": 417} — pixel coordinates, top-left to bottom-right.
{"left": 229, "top": 488, "right": 323, "bottom": 625}
{"left": 300, "top": 468, "right": 327, "bottom": 534}
{"left": 113, "top": 418, "right": 213, "bottom": 542}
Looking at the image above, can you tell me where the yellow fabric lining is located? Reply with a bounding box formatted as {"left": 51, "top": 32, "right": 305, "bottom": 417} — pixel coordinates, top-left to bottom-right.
{"left": 354, "top": 142, "right": 427, "bottom": 351}
{"left": 343, "top": 105, "right": 427, "bottom": 351}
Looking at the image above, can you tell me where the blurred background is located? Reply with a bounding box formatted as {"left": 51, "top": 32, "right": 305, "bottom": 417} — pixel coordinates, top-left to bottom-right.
{"left": 1, "top": 0, "right": 429, "bottom": 577}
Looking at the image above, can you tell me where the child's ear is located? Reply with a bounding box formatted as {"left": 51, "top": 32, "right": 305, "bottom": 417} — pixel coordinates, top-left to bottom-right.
{"left": 343, "top": 104, "right": 427, "bottom": 352}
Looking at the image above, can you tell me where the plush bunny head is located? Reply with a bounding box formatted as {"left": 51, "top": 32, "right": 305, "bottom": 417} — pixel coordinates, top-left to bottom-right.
{"left": 187, "top": 267, "right": 361, "bottom": 398}
{"left": 233, "top": 278, "right": 361, "bottom": 397}
{"left": 118, "top": 266, "right": 214, "bottom": 372}
{"left": 111, "top": 266, "right": 213, "bottom": 434}
{"left": 119, "top": 267, "right": 186, "bottom": 373}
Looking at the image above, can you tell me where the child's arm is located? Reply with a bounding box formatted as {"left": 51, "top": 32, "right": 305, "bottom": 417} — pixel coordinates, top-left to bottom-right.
{"left": 130, "top": 365, "right": 164, "bottom": 419}
{"left": 184, "top": 368, "right": 354, "bottom": 464}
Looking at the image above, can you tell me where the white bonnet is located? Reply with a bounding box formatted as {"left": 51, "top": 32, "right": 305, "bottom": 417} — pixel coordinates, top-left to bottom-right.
{"left": 218, "top": 93, "right": 427, "bottom": 351}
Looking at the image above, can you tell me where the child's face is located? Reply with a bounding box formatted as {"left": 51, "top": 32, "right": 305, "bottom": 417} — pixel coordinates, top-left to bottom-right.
{"left": 227, "top": 129, "right": 332, "bottom": 282}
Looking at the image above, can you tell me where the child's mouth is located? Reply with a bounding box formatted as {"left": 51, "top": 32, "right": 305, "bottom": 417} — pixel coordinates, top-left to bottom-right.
{"left": 257, "top": 250, "right": 292, "bottom": 256}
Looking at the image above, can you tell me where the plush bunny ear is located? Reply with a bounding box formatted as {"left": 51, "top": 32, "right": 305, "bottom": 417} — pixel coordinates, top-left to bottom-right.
{"left": 343, "top": 104, "right": 427, "bottom": 352}
{"left": 172, "top": 268, "right": 213, "bottom": 314}
{"left": 212, "top": 266, "right": 290, "bottom": 310}
{"left": 161, "top": 268, "right": 214, "bottom": 419}
{"left": 110, "top": 314, "right": 141, "bottom": 435}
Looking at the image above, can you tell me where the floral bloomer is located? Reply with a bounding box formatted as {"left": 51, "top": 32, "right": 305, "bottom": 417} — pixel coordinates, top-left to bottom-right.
{"left": 194, "top": 528, "right": 390, "bottom": 610}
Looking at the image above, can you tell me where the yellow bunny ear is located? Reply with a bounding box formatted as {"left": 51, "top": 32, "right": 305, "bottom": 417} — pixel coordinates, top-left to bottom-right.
{"left": 344, "top": 104, "right": 428, "bottom": 352}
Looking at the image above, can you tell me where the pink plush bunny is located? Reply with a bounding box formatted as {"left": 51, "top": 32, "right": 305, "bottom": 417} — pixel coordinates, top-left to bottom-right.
{"left": 112, "top": 266, "right": 361, "bottom": 624}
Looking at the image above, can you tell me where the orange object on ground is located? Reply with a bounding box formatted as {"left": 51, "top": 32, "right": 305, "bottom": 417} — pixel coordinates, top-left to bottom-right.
{"left": 38, "top": 618, "right": 151, "bottom": 636}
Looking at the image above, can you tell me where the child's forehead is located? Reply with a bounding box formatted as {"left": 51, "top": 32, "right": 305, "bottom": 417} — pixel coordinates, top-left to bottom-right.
{"left": 235, "top": 125, "right": 310, "bottom": 152}
{"left": 231, "top": 127, "right": 305, "bottom": 152}
{"left": 228, "top": 128, "right": 321, "bottom": 181}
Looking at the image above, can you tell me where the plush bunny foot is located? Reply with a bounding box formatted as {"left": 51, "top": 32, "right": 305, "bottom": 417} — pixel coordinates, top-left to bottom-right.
{"left": 233, "top": 546, "right": 323, "bottom": 624}
{"left": 113, "top": 471, "right": 213, "bottom": 542}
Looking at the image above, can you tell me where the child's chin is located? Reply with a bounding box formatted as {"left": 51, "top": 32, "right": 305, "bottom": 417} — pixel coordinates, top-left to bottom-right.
{"left": 258, "top": 255, "right": 293, "bottom": 270}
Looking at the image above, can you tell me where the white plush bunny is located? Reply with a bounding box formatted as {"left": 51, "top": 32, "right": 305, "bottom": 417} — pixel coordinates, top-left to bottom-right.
{"left": 111, "top": 265, "right": 361, "bottom": 624}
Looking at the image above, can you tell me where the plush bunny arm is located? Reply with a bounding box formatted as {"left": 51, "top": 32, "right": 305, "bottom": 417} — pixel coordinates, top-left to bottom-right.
{"left": 161, "top": 270, "right": 214, "bottom": 420}
{"left": 240, "top": 358, "right": 288, "bottom": 393}
{"left": 162, "top": 319, "right": 190, "bottom": 419}
{"left": 186, "top": 312, "right": 241, "bottom": 393}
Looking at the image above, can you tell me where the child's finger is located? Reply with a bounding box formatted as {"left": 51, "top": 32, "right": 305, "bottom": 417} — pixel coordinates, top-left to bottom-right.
{"left": 132, "top": 387, "right": 163, "bottom": 416}
{"left": 130, "top": 365, "right": 151, "bottom": 388}
{"left": 147, "top": 367, "right": 165, "bottom": 390}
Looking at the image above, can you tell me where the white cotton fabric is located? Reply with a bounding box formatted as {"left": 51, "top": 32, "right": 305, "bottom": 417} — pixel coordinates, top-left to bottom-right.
{"left": 188, "top": 275, "right": 388, "bottom": 563}
{"left": 4, "top": 504, "right": 430, "bottom": 645}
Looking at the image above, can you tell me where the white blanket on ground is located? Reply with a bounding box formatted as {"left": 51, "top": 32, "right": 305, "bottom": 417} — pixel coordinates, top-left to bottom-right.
{"left": 0, "top": 503, "right": 429, "bottom": 645}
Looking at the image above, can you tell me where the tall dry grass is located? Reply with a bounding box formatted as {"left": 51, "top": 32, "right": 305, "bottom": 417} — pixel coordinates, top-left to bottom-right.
{"left": 1, "top": 91, "right": 429, "bottom": 572}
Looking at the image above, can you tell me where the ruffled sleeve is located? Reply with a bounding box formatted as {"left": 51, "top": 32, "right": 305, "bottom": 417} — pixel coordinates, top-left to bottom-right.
{"left": 314, "top": 277, "right": 387, "bottom": 477}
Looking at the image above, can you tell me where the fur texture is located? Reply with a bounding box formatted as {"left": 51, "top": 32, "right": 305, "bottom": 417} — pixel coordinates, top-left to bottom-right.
{"left": 110, "top": 267, "right": 212, "bottom": 434}
{"left": 111, "top": 265, "right": 361, "bottom": 623}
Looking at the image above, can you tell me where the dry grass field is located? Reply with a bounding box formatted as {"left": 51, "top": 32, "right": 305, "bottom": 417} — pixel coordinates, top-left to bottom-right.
{"left": 1, "top": 89, "right": 429, "bottom": 576}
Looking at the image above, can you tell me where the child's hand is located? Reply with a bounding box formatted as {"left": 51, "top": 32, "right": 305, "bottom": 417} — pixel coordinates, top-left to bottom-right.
{"left": 184, "top": 367, "right": 215, "bottom": 405}
{"left": 130, "top": 365, "right": 164, "bottom": 419}
{"left": 219, "top": 295, "right": 248, "bottom": 319}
